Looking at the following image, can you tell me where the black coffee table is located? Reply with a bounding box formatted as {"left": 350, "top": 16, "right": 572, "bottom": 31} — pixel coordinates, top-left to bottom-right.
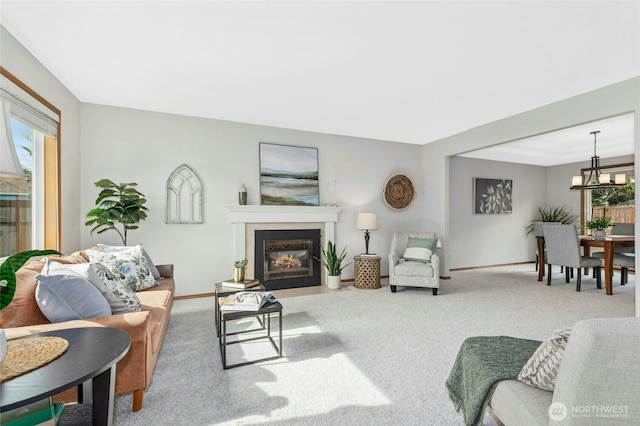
{"left": 0, "top": 327, "right": 130, "bottom": 425}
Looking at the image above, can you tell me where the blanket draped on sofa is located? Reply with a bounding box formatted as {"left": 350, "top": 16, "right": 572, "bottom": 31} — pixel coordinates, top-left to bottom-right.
{"left": 446, "top": 335, "right": 542, "bottom": 426}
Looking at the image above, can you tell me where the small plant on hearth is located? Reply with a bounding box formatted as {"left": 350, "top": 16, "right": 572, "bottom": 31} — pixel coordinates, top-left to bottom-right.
{"left": 314, "top": 240, "right": 350, "bottom": 276}
{"left": 234, "top": 258, "right": 248, "bottom": 268}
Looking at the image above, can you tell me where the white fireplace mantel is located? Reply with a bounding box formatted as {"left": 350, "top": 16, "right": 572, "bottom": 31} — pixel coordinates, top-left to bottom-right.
{"left": 224, "top": 205, "right": 342, "bottom": 261}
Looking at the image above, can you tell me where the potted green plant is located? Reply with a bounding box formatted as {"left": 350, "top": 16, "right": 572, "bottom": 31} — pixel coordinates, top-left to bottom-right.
{"left": 524, "top": 205, "right": 578, "bottom": 236}
{"left": 0, "top": 249, "right": 62, "bottom": 361}
{"left": 85, "top": 179, "right": 148, "bottom": 245}
{"left": 586, "top": 217, "right": 613, "bottom": 238}
{"left": 233, "top": 258, "right": 248, "bottom": 282}
{"left": 314, "top": 241, "right": 350, "bottom": 290}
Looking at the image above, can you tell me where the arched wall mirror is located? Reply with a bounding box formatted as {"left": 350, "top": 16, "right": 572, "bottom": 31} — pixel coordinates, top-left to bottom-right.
{"left": 166, "top": 164, "right": 203, "bottom": 224}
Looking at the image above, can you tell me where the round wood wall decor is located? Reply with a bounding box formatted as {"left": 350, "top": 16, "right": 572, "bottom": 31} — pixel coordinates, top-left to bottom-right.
{"left": 383, "top": 174, "right": 416, "bottom": 210}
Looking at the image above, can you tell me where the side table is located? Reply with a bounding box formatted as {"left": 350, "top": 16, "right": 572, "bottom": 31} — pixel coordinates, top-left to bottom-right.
{"left": 353, "top": 255, "right": 381, "bottom": 289}
{"left": 0, "top": 327, "right": 130, "bottom": 426}
{"left": 214, "top": 282, "right": 265, "bottom": 338}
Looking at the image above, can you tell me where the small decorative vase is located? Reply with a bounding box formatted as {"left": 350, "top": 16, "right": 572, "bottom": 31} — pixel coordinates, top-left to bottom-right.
{"left": 239, "top": 184, "right": 247, "bottom": 205}
{"left": 594, "top": 229, "right": 607, "bottom": 238}
{"left": 0, "top": 328, "right": 6, "bottom": 363}
{"left": 327, "top": 275, "right": 341, "bottom": 290}
{"left": 233, "top": 267, "right": 245, "bottom": 282}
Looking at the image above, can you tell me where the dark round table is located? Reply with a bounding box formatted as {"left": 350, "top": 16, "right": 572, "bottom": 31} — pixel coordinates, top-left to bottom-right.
{"left": 0, "top": 327, "right": 130, "bottom": 425}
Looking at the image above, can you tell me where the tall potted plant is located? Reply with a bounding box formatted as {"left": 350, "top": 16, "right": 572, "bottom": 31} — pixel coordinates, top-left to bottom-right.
{"left": 315, "top": 241, "right": 350, "bottom": 290}
{"left": 85, "top": 179, "right": 148, "bottom": 245}
{"left": 524, "top": 205, "right": 578, "bottom": 236}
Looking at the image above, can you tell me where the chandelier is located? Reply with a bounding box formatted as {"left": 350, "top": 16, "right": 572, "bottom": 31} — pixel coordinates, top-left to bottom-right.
{"left": 569, "top": 131, "right": 626, "bottom": 190}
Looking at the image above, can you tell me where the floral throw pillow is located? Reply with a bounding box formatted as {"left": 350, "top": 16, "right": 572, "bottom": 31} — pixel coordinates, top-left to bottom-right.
{"left": 86, "top": 245, "right": 157, "bottom": 291}
{"left": 90, "top": 262, "right": 141, "bottom": 312}
{"left": 518, "top": 327, "right": 572, "bottom": 391}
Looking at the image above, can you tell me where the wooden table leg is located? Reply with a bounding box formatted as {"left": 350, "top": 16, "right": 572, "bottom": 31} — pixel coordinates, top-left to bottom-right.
{"left": 604, "top": 241, "right": 614, "bottom": 295}
{"left": 537, "top": 237, "right": 545, "bottom": 282}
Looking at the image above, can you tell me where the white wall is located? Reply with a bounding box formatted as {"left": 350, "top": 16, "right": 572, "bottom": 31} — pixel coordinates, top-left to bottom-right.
{"left": 448, "top": 157, "right": 547, "bottom": 269}
{"left": 80, "top": 104, "right": 424, "bottom": 296}
{"left": 0, "top": 26, "right": 82, "bottom": 253}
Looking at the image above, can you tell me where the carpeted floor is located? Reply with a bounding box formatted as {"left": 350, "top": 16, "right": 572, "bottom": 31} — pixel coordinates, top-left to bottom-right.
{"left": 114, "top": 264, "right": 635, "bottom": 425}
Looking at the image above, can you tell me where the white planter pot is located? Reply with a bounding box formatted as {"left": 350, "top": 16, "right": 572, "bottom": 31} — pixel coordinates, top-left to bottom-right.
{"left": 327, "top": 275, "right": 342, "bottom": 290}
{"left": 594, "top": 229, "right": 607, "bottom": 238}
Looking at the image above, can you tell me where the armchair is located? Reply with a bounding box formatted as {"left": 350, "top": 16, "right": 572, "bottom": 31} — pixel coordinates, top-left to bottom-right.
{"left": 389, "top": 231, "right": 440, "bottom": 295}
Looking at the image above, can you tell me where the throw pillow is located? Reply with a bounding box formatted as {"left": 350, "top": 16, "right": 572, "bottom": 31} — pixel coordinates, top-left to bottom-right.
{"left": 90, "top": 263, "right": 142, "bottom": 312}
{"left": 34, "top": 272, "right": 112, "bottom": 323}
{"left": 518, "top": 327, "right": 572, "bottom": 391}
{"left": 86, "top": 245, "right": 157, "bottom": 291}
{"left": 97, "top": 243, "right": 161, "bottom": 280}
{"left": 47, "top": 260, "right": 137, "bottom": 314}
{"left": 402, "top": 236, "right": 437, "bottom": 263}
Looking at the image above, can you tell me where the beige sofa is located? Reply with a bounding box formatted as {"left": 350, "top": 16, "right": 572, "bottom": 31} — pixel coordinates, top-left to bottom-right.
{"left": 489, "top": 317, "right": 640, "bottom": 425}
{"left": 0, "top": 250, "right": 174, "bottom": 412}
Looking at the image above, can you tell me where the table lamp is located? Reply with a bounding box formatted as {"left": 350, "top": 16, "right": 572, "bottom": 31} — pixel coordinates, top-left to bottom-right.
{"left": 357, "top": 212, "right": 378, "bottom": 255}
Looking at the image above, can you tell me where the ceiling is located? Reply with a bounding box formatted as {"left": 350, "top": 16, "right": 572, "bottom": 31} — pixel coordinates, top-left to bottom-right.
{"left": 1, "top": 1, "right": 638, "bottom": 165}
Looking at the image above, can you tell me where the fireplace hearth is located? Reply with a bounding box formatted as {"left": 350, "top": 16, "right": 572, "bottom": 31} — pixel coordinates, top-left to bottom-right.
{"left": 255, "top": 229, "right": 321, "bottom": 290}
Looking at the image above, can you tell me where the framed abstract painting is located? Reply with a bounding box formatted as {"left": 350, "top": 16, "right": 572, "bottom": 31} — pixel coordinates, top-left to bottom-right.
{"left": 259, "top": 143, "right": 319, "bottom": 206}
{"left": 474, "top": 178, "right": 512, "bottom": 214}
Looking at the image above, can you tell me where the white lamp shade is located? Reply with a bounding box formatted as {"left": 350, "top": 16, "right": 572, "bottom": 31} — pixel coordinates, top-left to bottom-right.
{"left": 357, "top": 212, "right": 378, "bottom": 230}
{"left": 598, "top": 173, "right": 610, "bottom": 184}
{"left": 571, "top": 176, "right": 583, "bottom": 186}
{"left": 615, "top": 174, "right": 626, "bottom": 184}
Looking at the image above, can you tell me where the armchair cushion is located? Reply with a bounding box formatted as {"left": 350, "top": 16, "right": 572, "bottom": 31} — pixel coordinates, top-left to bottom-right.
{"left": 395, "top": 261, "right": 435, "bottom": 277}
{"left": 402, "top": 236, "right": 437, "bottom": 263}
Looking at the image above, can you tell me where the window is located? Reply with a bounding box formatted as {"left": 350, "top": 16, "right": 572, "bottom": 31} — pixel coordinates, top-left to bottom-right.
{"left": 580, "top": 162, "right": 635, "bottom": 232}
{"left": 0, "top": 67, "right": 60, "bottom": 256}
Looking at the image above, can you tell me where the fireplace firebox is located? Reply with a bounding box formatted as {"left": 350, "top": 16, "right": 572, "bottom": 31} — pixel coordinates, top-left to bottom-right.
{"left": 255, "top": 229, "right": 321, "bottom": 290}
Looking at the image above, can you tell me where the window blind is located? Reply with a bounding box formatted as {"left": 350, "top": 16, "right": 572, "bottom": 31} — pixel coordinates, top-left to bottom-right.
{"left": 0, "top": 75, "right": 58, "bottom": 137}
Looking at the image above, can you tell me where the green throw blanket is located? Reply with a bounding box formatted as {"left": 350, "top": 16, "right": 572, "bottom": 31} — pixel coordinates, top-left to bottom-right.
{"left": 446, "top": 335, "right": 542, "bottom": 426}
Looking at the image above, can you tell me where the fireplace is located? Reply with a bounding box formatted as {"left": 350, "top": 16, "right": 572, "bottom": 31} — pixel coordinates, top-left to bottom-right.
{"left": 255, "top": 229, "right": 321, "bottom": 290}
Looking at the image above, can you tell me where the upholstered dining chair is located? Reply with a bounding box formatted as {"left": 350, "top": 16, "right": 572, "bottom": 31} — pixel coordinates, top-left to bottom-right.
{"left": 542, "top": 223, "right": 602, "bottom": 291}
{"left": 389, "top": 231, "right": 440, "bottom": 295}
{"left": 613, "top": 253, "right": 635, "bottom": 285}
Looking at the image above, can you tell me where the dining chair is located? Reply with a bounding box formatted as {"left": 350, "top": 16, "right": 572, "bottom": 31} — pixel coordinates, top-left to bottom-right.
{"left": 542, "top": 223, "right": 602, "bottom": 291}
{"left": 613, "top": 253, "right": 635, "bottom": 285}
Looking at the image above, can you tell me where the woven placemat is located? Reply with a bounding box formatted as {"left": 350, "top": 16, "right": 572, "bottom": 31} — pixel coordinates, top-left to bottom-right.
{"left": 0, "top": 336, "right": 69, "bottom": 382}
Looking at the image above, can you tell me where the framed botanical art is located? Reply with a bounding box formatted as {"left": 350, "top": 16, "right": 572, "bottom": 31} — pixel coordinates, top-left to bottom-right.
{"left": 259, "top": 143, "right": 319, "bottom": 206}
{"left": 474, "top": 178, "right": 512, "bottom": 214}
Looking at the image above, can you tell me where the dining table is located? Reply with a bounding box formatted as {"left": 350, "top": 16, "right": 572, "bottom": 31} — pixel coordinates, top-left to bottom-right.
{"left": 580, "top": 235, "right": 635, "bottom": 295}
{"left": 536, "top": 235, "right": 635, "bottom": 295}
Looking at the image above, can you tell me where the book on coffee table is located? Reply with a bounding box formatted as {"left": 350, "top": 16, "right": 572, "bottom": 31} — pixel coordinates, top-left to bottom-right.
{"left": 220, "top": 278, "right": 260, "bottom": 289}
{"left": 219, "top": 291, "right": 276, "bottom": 311}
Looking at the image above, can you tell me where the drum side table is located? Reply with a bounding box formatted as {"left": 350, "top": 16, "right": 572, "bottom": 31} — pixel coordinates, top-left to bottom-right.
{"left": 353, "top": 255, "right": 381, "bottom": 289}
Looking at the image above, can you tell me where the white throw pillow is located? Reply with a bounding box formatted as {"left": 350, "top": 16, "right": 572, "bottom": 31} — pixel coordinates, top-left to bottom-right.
{"left": 47, "top": 260, "right": 137, "bottom": 314}
{"left": 86, "top": 245, "right": 157, "bottom": 291}
{"left": 518, "top": 327, "right": 572, "bottom": 391}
